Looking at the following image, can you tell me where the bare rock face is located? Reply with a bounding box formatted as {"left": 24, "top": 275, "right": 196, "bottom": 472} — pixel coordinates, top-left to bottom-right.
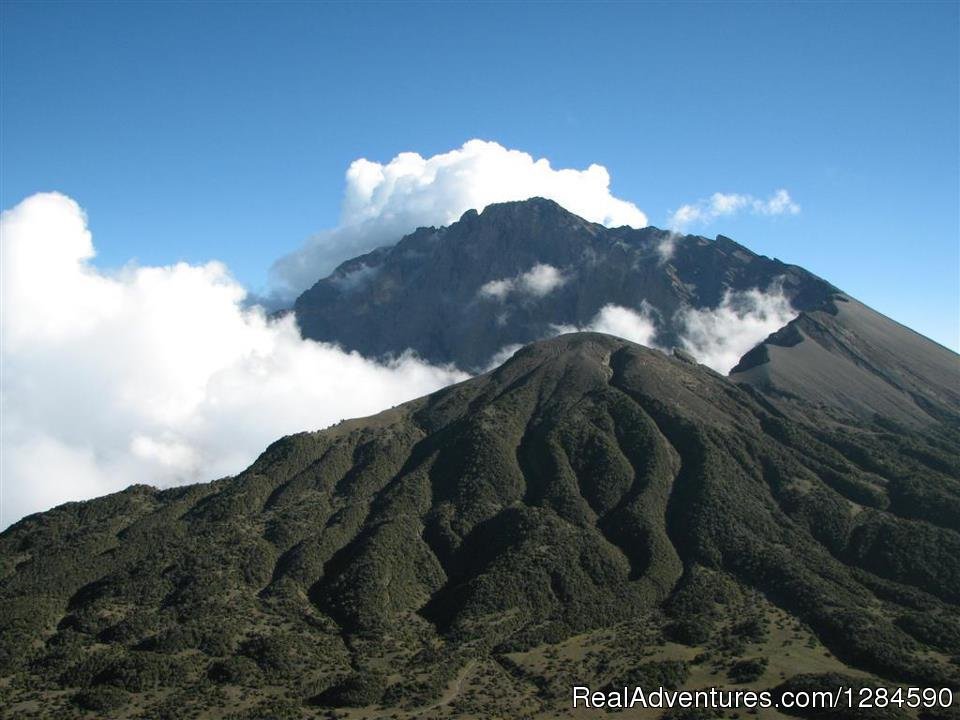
{"left": 293, "top": 197, "right": 838, "bottom": 370}
{"left": 732, "top": 295, "right": 960, "bottom": 426}
{"left": 295, "top": 198, "right": 959, "bottom": 427}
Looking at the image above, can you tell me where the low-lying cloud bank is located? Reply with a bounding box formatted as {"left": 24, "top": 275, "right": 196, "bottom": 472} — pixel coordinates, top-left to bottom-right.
{"left": 0, "top": 193, "right": 467, "bottom": 528}
{"left": 675, "top": 287, "right": 795, "bottom": 372}
{"left": 270, "top": 139, "right": 648, "bottom": 299}
{"left": 545, "top": 288, "right": 794, "bottom": 374}
{"left": 1, "top": 161, "right": 800, "bottom": 527}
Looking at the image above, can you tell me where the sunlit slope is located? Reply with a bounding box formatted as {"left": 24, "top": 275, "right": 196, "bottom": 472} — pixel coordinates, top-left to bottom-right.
{"left": 1, "top": 333, "right": 958, "bottom": 718}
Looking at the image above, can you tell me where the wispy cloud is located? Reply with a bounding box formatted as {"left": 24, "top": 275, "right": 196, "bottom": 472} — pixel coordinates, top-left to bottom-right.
{"left": 540, "top": 289, "right": 793, "bottom": 375}
{"left": 668, "top": 189, "right": 800, "bottom": 232}
{"left": 479, "top": 263, "right": 568, "bottom": 301}
{"left": 674, "top": 284, "right": 796, "bottom": 373}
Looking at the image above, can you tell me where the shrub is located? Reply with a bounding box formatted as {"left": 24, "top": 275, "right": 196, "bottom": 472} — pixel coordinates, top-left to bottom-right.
{"left": 665, "top": 618, "right": 711, "bottom": 646}
{"left": 208, "top": 656, "right": 261, "bottom": 684}
{"left": 313, "top": 670, "right": 386, "bottom": 707}
{"left": 72, "top": 686, "right": 128, "bottom": 712}
{"left": 727, "top": 657, "right": 768, "bottom": 683}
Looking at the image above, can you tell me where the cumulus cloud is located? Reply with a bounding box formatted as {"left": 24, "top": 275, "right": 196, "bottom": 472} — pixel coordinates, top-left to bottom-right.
{"left": 547, "top": 302, "right": 660, "bottom": 350}
{"left": 479, "top": 263, "right": 568, "bottom": 301}
{"left": 675, "top": 285, "right": 796, "bottom": 373}
{"left": 668, "top": 189, "right": 800, "bottom": 232}
{"left": 270, "top": 139, "right": 648, "bottom": 298}
{"left": 479, "top": 278, "right": 513, "bottom": 301}
{"left": 586, "top": 304, "right": 660, "bottom": 347}
{"left": 0, "top": 193, "right": 467, "bottom": 528}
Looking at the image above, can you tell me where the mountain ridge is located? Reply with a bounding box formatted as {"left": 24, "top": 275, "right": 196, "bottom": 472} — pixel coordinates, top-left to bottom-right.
{"left": 293, "top": 197, "right": 839, "bottom": 371}
{"left": 2, "top": 332, "right": 958, "bottom": 718}
{"left": 292, "top": 197, "right": 958, "bottom": 428}
{"left": 731, "top": 294, "right": 960, "bottom": 427}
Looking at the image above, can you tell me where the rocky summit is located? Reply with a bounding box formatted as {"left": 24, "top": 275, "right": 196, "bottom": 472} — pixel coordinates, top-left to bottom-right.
{"left": 293, "top": 198, "right": 958, "bottom": 430}
{"left": 293, "top": 198, "right": 839, "bottom": 371}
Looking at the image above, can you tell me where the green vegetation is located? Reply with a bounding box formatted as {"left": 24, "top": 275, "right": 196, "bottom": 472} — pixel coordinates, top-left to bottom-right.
{"left": 727, "top": 657, "right": 768, "bottom": 683}
{"left": 1, "top": 333, "right": 958, "bottom": 718}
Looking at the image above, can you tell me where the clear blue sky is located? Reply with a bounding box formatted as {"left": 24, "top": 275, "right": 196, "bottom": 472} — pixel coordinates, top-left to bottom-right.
{"left": 2, "top": 1, "right": 958, "bottom": 348}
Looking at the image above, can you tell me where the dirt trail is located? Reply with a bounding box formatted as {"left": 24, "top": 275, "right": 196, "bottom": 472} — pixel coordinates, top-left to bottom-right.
{"left": 424, "top": 659, "right": 477, "bottom": 711}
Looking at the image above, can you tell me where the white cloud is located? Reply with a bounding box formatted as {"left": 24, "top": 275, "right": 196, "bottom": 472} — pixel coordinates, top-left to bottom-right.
{"left": 541, "top": 290, "right": 792, "bottom": 375}
{"left": 668, "top": 189, "right": 800, "bottom": 232}
{"left": 546, "top": 302, "right": 660, "bottom": 349}
{"left": 482, "top": 343, "right": 525, "bottom": 372}
{"left": 479, "top": 263, "right": 568, "bottom": 301}
{"left": 270, "top": 139, "right": 647, "bottom": 298}
{"left": 479, "top": 278, "right": 514, "bottom": 301}
{"left": 331, "top": 262, "right": 379, "bottom": 291}
{"left": 520, "top": 263, "right": 567, "bottom": 297}
{"left": 586, "top": 304, "right": 659, "bottom": 347}
{"left": 0, "top": 193, "right": 467, "bottom": 528}
{"left": 675, "top": 285, "right": 796, "bottom": 373}
{"left": 656, "top": 231, "right": 683, "bottom": 262}
{"left": 754, "top": 189, "right": 800, "bottom": 216}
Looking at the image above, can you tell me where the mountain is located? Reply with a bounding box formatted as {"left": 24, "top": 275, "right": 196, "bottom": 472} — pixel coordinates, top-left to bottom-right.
{"left": 2, "top": 333, "right": 959, "bottom": 719}
{"left": 294, "top": 197, "right": 958, "bottom": 427}
{"left": 293, "top": 197, "right": 839, "bottom": 371}
{"left": 731, "top": 294, "right": 960, "bottom": 427}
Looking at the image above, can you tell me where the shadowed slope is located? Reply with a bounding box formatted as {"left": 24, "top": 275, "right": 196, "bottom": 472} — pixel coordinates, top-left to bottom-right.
{"left": 294, "top": 198, "right": 837, "bottom": 370}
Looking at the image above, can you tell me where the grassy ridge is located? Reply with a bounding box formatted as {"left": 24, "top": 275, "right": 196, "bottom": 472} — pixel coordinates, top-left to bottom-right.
{"left": 1, "top": 333, "right": 958, "bottom": 718}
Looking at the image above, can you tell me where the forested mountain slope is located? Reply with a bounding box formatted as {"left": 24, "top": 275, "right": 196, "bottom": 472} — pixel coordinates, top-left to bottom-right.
{"left": 2, "top": 333, "right": 958, "bottom": 718}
